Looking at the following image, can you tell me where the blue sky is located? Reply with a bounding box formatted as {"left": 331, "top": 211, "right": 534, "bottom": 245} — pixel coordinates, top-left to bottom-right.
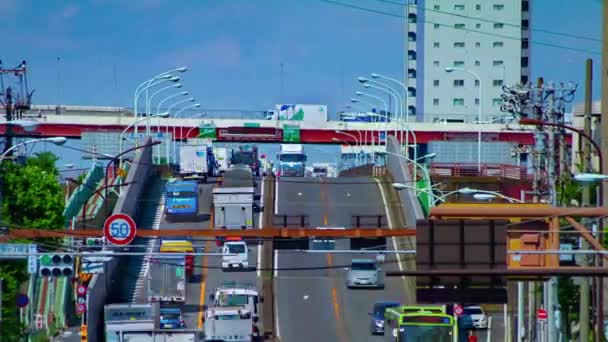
{"left": 0, "top": 0, "right": 603, "bottom": 114}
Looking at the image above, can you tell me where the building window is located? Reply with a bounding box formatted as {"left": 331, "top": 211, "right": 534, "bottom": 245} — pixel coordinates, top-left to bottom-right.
{"left": 522, "top": 0, "right": 529, "bottom": 11}
{"left": 476, "top": 4, "right": 481, "bottom": 10}
{"left": 408, "top": 68, "right": 416, "bottom": 79}
{"left": 521, "top": 75, "right": 529, "bottom": 84}
{"left": 492, "top": 98, "right": 503, "bottom": 106}
{"left": 454, "top": 4, "right": 465, "bottom": 10}
{"left": 476, "top": 23, "right": 481, "bottom": 29}
{"left": 454, "top": 42, "right": 465, "bottom": 48}
{"left": 453, "top": 98, "right": 465, "bottom": 106}
{"left": 522, "top": 19, "right": 529, "bottom": 30}
{"left": 408, "top": 105, "right": 416, "bottom": 116}
{"left": 493, "top": 4, "right": 504, "bottom": 10}
{"left": 433, "top": 42, "right": 440, "bottom": 48}
{"left": 475, "top": 98, "right": 480, "bottom": 105}
{"left": 408, "top": 87, "right": 416, "bottom": 97}
{"left": 455, "top": 23, "right": 465, "bottom": 29}
{"left": 408, "top": 50, "right": 416, "bottom": 60}
{"left": 454, "top": 61, "right": 465, "bottom": 67}
{"left": 493, "top": 41, "right": 504, "bottom": 47}
{"left": 408, "top": 13, "right": 417, "bottom": 23}
{"left": 408, "top": 32, "right": 416, "bottom": 41}
{"left": 475, "top": 42, "right": 481, "bottom": 47}
{"left": 521, "top": 57, "right": 529, "bottom": 67}
{"left": 433, "top": 61, "right": 440, "bottom": 67}
{"left": 475, "top": 79, "right": 480, "bottom": 86}
{"left": 433, "top": 99, "right": 439, "bottom": 106}
{"left": 434, "top": 23, "right": 440, "bottom": 29}
{"left": 493, "top": 80, "right": 504, "bottom": 87}
{"left": 433, "top": 80, "right": 440, "bottom": 86}
{"left": 433, "top": 5, "right": 439, "bottom": 10}
{"left": 493, "top": 60, "right": 504, "bottom": 66}
{"left": 453, "top": 80, "right": 465, "bottom": 87}
{"left": 494, "top": 23, "right": 504, "bottom": 29}
{"left": 475, "top": 60, "right": 480, "bottom": 66}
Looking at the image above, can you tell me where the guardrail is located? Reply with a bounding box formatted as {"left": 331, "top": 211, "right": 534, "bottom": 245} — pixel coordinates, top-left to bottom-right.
{"left": 429, "top": 163, "right": 529, "bottom": 180}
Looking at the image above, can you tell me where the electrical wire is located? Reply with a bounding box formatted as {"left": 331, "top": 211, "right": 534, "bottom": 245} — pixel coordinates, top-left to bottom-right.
{"left": 320, "top": 0, "right": 602, "bottom": 55}
{"left": 374, "top": 0, "right": 603, "bottom": 43}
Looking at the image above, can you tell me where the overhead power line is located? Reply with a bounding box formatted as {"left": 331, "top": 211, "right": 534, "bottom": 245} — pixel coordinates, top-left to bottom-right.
{"left": 374, "top": 0, "right": 603, "bottom": 43}
{"left": 320, "top": 0, "right": 602, "bottom": 55}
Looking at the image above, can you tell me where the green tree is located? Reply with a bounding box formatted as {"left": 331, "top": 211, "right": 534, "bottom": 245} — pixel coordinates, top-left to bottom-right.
{"left": 0, "top": 152, "right": 65, "bottom": 340}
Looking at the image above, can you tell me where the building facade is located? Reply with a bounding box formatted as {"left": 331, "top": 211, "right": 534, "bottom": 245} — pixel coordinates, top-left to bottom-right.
{"left": 406, "top": 0, "right": 531, "bottom": 123}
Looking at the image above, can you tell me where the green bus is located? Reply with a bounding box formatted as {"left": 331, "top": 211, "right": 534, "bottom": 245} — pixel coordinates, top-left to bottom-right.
{"left": 384, "top": 305, "right": 458, "bottom": 341}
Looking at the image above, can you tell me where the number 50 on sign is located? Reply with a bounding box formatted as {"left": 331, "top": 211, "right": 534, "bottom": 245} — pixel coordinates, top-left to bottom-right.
{"left": 103, "top": 214, "right": 137, "bottom": 246}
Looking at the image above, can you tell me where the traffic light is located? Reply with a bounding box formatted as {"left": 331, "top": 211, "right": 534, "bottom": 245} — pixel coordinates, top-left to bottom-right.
{"left": 39, "top": 254, "right": 74, "bottom": 277}
{"left": 85, "top": 237, "right": 105, "bottom": 247}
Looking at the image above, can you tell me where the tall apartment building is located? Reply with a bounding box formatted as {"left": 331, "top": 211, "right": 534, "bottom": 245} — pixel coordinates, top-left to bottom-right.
{"left": 405, "top": 0, "right": 531, "bottom": 123}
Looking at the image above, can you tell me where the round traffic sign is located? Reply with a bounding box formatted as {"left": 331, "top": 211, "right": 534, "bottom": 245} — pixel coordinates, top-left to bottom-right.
{"left": 103, "top": 214, "right": 137, "bottom": 246}
{"left": 537, "top": 308, "right": 547, "bottom": 320}
{"left": 77, "top": 285, "right": 87, "bottom": 296}
{"left": 453, "top": 304, "right": 464, "bottom": 316}
{"left": 76, "top": 303, "right": 87, "bottom": 314}
{"left": 15, "top": 294, "right": 29, "bottom": 308}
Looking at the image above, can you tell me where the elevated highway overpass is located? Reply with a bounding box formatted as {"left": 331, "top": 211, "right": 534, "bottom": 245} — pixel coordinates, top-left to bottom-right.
{"left": 0, "top": 106, "right": 553, "bottom": 144}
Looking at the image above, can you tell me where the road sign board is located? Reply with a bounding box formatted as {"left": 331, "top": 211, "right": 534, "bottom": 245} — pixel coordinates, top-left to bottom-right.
{"left": 103, "top": 214, "right": 137, "bottom": 246}
{"left": 77, "top": 285, "right": 87, "bottom": 296}
{"left": 453, "top": 304, "right": 464, "bottom": 316}
{"left": 76, "top": 303, "right": 87, "bottom": 314}
{"left": 0, "top": 243, "right": 29, "bottom": 259}
{"left": 537, "top": 308, "right": 547, "bottom": 321}
{"left": 81, "top": 262, "right": 104, "bottom": 274}
{"left": 27, "top": 244, "right": 37, "bottom": 274}
{"left": 15, "top": 294, "right": 29, "bottom": 308}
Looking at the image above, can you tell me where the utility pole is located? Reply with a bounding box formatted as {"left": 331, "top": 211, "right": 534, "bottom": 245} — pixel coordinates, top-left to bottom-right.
{"left": 579, "top": 58, "right": 593, "bottom": 342}
{"left": 599, "top": 0, "right": 608, "bottom": 339}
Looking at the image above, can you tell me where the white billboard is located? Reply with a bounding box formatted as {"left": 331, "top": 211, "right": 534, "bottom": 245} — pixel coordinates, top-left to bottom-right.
{"left": 276, "top": 104, "right": 328, "bottom": 122}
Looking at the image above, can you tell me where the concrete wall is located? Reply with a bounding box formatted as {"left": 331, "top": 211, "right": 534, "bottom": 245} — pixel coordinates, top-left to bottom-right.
{"left": 86, "top": 137, "right": 154, "bottom": 342}
{"left": 385, "top": 136, "right": 425, "bottom": 227}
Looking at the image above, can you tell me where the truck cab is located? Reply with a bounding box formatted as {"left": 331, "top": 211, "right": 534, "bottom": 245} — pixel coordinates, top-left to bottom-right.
{"left": 230, "top": 145, "right": 260, "bottom": 176}
{"left": 159, "top": 307, "right": 185, "bottom": 329}
{"left": 277, "top": 144, "right": 307, "bottom": 177}
{"left": 210, "top": 283, "right": 263, "bottom": 318}
{"left": 221, "top": 241, "right": 249, "bottom": 270}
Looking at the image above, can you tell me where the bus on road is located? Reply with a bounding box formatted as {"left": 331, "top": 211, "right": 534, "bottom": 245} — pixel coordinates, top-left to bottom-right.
{"left": 164, "top": 179, "right": 199, "bottom": 221}
{"left": 384, "top": 305, "right": 457, "bottom": 341}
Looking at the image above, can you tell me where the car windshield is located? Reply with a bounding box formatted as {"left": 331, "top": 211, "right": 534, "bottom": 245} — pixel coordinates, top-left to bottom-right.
{"left": 217, "top": 293, "right": 249, "bottom": 306}
{"left": 232, "top": 153, "right": 254, "bottom": 165}
{"left": 160, "top": 311, "right": 181, "bottom": 320}
{"left": 167, "top": 191, "right": 197, "bottom": 198}
{"left": 398, "top": 326, "right": 454, "bottom": 341}
{"left": 373, "top": 303, "right": 397, "bottom": 315}
{"left": 279, "top": 154, "right": 306, "bottom": 162}
{"left": 465, "top": 308, "right": 483, "bottom": 315}
{"left": 227, "top": 244, "right": 246, "bottom": 254}
{"left": 352, "top": 262, "right": 376, "bottom": 270}
{"left": 313, "top": 167, "right": 327, "bottom": 173}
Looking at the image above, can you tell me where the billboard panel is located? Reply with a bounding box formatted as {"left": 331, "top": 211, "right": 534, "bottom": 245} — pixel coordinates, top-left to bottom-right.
{"left": 276, "top": 104, "right": 328, "bottom": 122}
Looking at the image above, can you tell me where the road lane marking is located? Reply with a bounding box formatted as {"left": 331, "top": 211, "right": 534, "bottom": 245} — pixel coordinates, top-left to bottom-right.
{"left": 374, "top": 178, "right": 404, "bottom": 274}
{"left": 198, "top": 208, "right": 214, "bottom": 329}
{"left": 274, "top": 177, "right": 279, "bottom": 215}
{"left": 331, "top": 288, "right": 341, "bottom": 322}
{"left": 326, "top": 253, "right": 348, "bottom": 342}
{"left": 274, "top": 250, "right": 278, "bottom": 277}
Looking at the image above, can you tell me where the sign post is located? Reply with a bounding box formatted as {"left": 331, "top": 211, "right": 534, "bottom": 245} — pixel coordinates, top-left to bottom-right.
{"left": 103, "top": 214, "right": 137, "bottom": 246}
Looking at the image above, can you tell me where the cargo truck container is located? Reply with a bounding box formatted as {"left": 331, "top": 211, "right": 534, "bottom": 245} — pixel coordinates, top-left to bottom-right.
{"left": 202, "top": 306, "right": 257, "bottom": 342}
{"left": 147, "top": 255, "right": 186, "bottom": 303}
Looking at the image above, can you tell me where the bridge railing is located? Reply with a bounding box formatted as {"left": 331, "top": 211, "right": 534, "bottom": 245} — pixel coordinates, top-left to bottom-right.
{"left": 429, "top": 163, "right": 529, "bottom": 180}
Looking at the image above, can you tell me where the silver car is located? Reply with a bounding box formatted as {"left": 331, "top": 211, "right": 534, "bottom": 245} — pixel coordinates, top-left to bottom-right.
{"left": 346, "top": 259, "right": 384, "bottom": 289}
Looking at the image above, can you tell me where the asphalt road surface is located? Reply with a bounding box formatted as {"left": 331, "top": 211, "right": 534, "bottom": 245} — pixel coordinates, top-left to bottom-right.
{"left": 274, "top": 176, "right": 414, "bottom": 342}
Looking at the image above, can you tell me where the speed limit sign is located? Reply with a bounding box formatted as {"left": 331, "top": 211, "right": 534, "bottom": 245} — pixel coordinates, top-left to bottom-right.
{"left": 453, "top": 304, "right": 464, "bottom": 316}
{"left": 103, "top": 214, "right": 137, "bottom": 246}
{"left": 77, "top": 285, "right": 87, "bottom": 297}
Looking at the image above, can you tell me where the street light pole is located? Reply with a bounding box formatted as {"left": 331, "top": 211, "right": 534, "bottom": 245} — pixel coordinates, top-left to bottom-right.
{"left": 0, "top": 137, "right": 67, "bottom": 162}
{"left": 119, "top": 113, "right": 169, "bottom": 165}
{"left": 172, "top": 103, "right": 201, "bottom": 165}
{"left": 445, "top": 67, "right": 483, "bottom": 172}
{"left": 167, "top": 98, "right": 196, "bottom": 164}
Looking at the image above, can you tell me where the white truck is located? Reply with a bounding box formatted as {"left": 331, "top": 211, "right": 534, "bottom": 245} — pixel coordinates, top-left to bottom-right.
{"left": 212, "top": 147, "right": 231, "bottom": 176}
{"left": 104, "top": 303, "right": 159, "bottom": 342}
{"left": 209, "top": 283, "right": 262, "bottom": 318}
{"left": 277, "top": 144, "right": 307, "bottom": 177}
{"left": 203, "top": 306, "right": 257, "bottom": 342}
{"left": 179, "top": 142, "right": 211, "bottom": 182}
{"left": 147, "top": 256, "right": 186, "bottom": 303}
{"left": 213, "top": 167, "right": 254, "bottom": 230}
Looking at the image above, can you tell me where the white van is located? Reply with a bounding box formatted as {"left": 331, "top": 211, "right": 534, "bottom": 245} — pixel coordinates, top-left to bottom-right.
{"left": 222, "top": 241, "right": 249, "bottom": 269}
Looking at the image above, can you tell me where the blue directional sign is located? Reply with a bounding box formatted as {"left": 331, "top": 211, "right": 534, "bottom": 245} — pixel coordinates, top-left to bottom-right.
{"left": 0, "top": 243, "right": 38, "bottom": 274}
